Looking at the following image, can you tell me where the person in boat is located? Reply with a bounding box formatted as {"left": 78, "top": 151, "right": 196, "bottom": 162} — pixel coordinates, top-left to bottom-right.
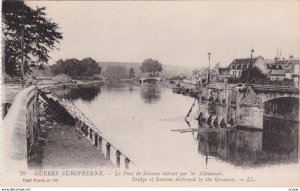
{"left": 213, "top": 116, "right": 218, "bottom": 128}
{"left": 197, "top": 112, "right": 204, "bottom": 127}
{"left": 177, "top": 83, "right": 181, "bottom": 87}
{"left": 207, "top": 115, "right": 212, "bottom": 127}
{"left": 229, "top": 117, "right": 234, "bottom": 127}
{"left": 220, "top": 119, "right": 226, "bottom": 128}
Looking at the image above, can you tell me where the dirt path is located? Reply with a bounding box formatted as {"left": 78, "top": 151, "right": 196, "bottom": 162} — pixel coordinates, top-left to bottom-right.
{"left": 42, "top": 122, "right": 113, "bottom": 169}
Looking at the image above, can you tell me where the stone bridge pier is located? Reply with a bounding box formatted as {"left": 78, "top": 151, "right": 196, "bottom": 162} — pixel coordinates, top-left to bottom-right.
{"left": 198, "top": 84, "right": 299, "bottom": 129}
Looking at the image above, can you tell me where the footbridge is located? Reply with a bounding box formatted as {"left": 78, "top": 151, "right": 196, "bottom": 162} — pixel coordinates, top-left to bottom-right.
{"left": 139, "top": 77, "right": 162, "bottom": 84}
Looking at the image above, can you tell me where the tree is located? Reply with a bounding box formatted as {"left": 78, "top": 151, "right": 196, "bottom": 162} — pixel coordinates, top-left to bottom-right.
{"left": 2, "top": 1, "right": 63, "bottom": 77}
{"left": 50, "top": 57, "right": 101, "bottom": 78}
{"left": 140, "top": 58, "right": 163, "bottom": 77}
{"left": 128, "top": 67, "right": 135, "bottom": 78}
{"left": 105, "top": 65, "right": 128, "bottom": 81}
{"left": 239, "top": 66, "right": 267, "bottom": 83}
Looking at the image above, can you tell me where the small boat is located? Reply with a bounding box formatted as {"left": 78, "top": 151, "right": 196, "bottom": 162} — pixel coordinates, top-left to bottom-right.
{"left": 181, "top": 88, "right": 190, "bottom": 95}
{"left": 172, "top": 86, "right": 184, "bottom": 94}
{"left": 189, "top": 89, "right": 200, "bottom": 98}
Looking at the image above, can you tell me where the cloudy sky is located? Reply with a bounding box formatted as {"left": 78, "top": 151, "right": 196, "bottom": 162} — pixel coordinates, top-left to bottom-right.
{"left": 27, "top": 1, "right": 300, "bottom": 68}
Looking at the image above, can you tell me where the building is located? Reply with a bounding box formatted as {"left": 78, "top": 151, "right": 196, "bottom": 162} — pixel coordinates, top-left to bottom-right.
{"left": 53, "top": 74, "right": 72, "bottom": 83}
{"left": 227, "top": 56, "right": 267, "bottom": 78}
{"left": 282, "top": 59, "right": 300, "bottom": 83}
{"left": 266, "top": 57, "right": 300, "bottom": 83}
{"left": 196, "top": 63, "right": 232, "bottom": 84}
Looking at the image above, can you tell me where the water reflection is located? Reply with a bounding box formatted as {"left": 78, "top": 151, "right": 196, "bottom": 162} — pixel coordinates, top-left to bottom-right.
{"left": 54, "top": 84, "right": 298, "bottom": 169}
{"left": 53, "top": 86, "right": 101, "bottom": 102}
{"left": 105, "top": 82, "right": 130, "bottom": 90}
{"left": 140, "top": 84, "right": 161, "bottom": 104}
{"left": 197, "top": 117, "right": 298, "bottom": 167}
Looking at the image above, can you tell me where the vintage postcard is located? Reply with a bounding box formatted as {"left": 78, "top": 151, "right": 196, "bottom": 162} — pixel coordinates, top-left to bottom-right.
{"left": 1, "top": 0, "right": 300, "bottom": 188}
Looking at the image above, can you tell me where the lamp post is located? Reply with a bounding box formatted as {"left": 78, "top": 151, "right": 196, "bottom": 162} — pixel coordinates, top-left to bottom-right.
{"left": 208, "top": 52, "right": 211, "bottom": 83}
{"left": 250, "top": 49, "right": 254, "bottom": 69}
{"left": 247, "top": 49, "right": 254, "bottom": 83}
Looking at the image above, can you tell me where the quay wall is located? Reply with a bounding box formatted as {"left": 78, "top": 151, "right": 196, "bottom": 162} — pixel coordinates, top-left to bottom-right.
{"left": 2, "top": 86, "right": 39, "bottom": 172}
{"left": 1, "top": 81, "right": 102, "bottom": 172}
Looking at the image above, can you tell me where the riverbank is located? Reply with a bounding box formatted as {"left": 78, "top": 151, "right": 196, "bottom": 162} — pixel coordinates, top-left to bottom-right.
{"left": 38, "top": 80, "right": 102, "bottom": 91}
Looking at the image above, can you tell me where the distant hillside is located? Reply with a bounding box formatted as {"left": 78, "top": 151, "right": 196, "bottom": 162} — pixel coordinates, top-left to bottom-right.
{"left": 97, "top": 61, "right": 197, "bottom": 77}
{"left": 98, "top": 62, "right": 142, "bottom": 76}
{"left": 163, "top": 64, "right": 197, "bottom": 77}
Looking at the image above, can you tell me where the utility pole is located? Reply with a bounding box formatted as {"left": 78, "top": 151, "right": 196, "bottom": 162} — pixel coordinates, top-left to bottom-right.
{"left": 20, "top": 3, "right": 25, "bottom": 87}
{"left": 208, "top": 52, "right": 211, "bottom": 83}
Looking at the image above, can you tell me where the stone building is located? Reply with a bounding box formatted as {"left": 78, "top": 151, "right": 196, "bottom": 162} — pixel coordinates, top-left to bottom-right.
{"left": 266, "top": 57, "right": 300, "bottom": 83}
{"left": 227, "top": 56, "right": 267, "bottom": 78}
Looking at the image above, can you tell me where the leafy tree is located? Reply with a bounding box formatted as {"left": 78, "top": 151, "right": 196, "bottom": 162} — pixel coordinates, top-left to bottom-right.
{"left": 140, "top": 58, "right": 163, "bottom": 77}
{"left": 2, "top": 0, "right": 63, "bottom": 77}
{"left": 105, "top": 65, "right": 128, "bottom": 81}
{"left": 239, "top": 66, "right": 268, "bottom": 83}
{"left": 51, "top": 57, "right": 101, "bottom": 78}
{"left": 128, "top": 67, "right": 135, "bottom": 78}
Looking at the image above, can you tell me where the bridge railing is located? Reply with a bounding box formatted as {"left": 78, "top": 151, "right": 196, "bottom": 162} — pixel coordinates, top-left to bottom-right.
{"left": 228, "top": 78, "right": 297, "bottom": 87}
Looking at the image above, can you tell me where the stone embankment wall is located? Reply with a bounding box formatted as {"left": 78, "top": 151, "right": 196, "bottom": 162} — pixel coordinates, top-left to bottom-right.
{"left": 2, "top": 86, "right": 39, "bottom": 174}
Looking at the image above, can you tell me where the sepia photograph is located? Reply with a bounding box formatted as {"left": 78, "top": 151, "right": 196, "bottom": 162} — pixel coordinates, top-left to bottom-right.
{"left": 1, "top": 0, "right": 300, "bottom": 188}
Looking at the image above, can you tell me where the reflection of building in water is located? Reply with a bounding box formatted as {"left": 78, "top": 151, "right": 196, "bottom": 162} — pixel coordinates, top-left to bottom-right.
{"left": 263, "top": 117, "right": 298, "bottom": 161}
{"left": 140, "top": 84, "right": 161, "bottom": 104}
{"left": 197, "top": 119, "right": 298, "bottom": 167}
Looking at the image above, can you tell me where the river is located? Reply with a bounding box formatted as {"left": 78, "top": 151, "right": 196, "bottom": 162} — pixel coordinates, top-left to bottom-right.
{"left": 55, "top": 83, "right": 299, "bottom": 174}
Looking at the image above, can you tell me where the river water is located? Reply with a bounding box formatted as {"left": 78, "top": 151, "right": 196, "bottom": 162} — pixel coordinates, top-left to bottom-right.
{"left": 56, "top": 84, "right": 299, "bottom": 174}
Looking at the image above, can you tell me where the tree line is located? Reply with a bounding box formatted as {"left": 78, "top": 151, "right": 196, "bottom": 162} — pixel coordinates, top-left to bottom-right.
{"left": 51, "top": 58, "right": 101, "bottom": 78}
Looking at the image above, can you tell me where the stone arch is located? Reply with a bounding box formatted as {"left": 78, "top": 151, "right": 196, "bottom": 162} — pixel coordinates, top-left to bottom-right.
{"left": 264, "top": 97, "right": 299, "bottom": 121}
{"left": 142, "top": 78, "right": 159, "bottom": 84}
